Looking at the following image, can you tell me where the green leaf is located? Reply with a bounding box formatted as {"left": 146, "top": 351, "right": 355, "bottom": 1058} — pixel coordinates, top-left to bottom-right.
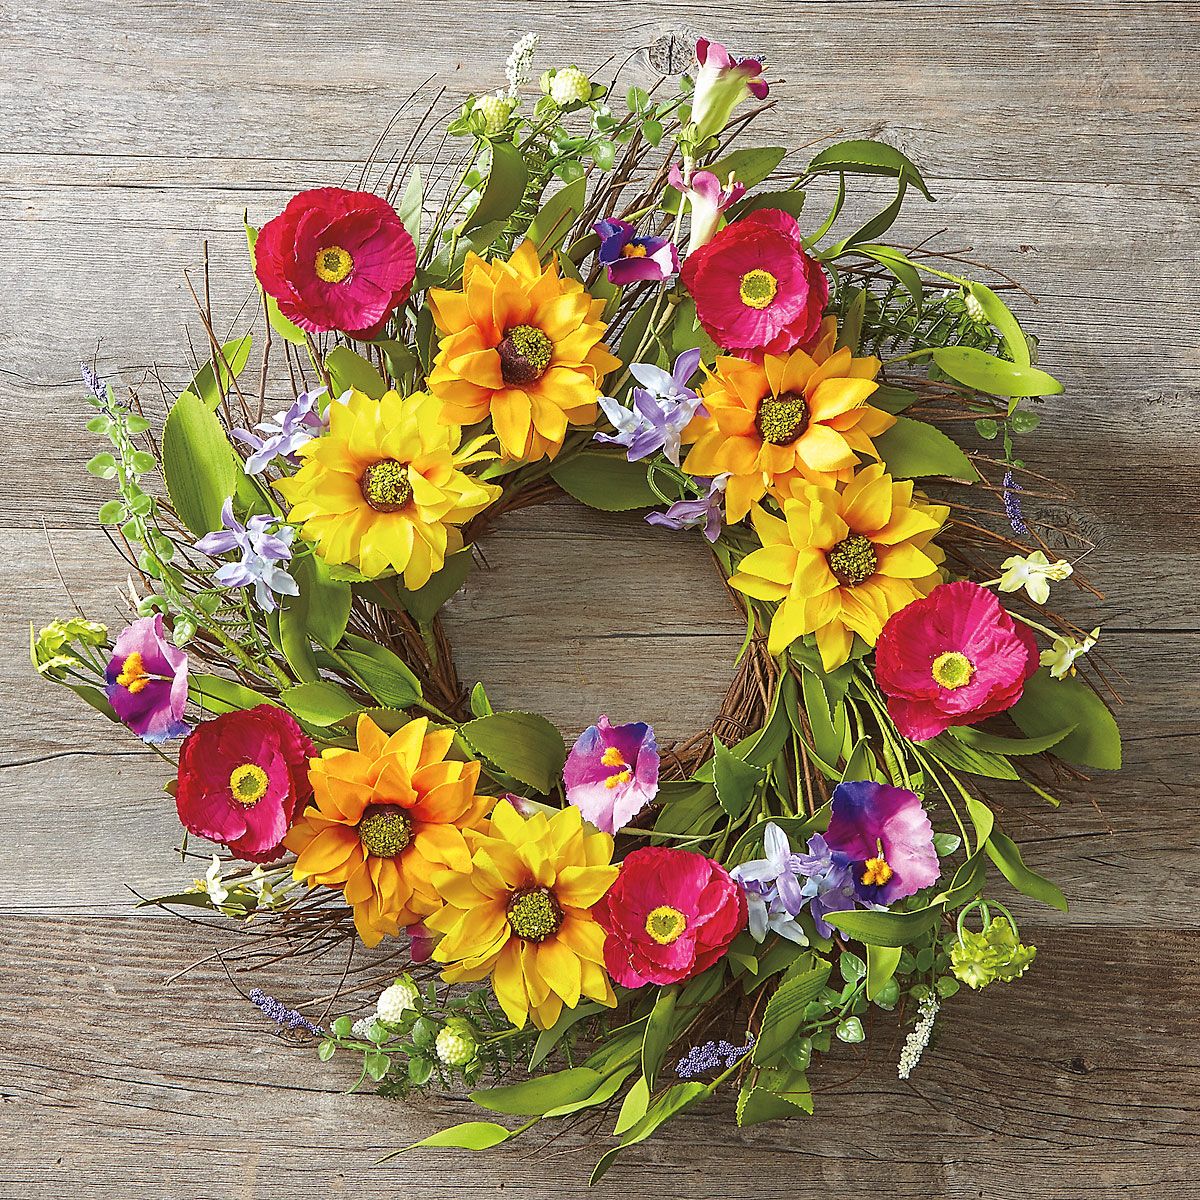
{"left": 281, "top": 681, "right": 362, "bottom": 727}
{"left": 399, "top": 1121, "right": 514, "bottom": 1153}
{"left": 529, "top": 1002, "right": 604, "bottom": 1070}
{"left": 590, "top": 1083, "right": 709, "bottom": 1184}
{"left": 752, "top": 958, "right": 832, "bottom": 1066}
{"left": 836, "top": 287, "right": 866, "bottom": 355}
{"left": 865, "top": 944, "right": 902, "bottom": 1001}
{"left": 97, "top": 500, "right": 125, "bottom": 524}
{"left": 397, "top": 167, "right": 423, "bottom": 245}
{"left": 296, "top": 552, "right": 352, "bottom": 650}
{"left": 871, "top": 384, "right": 919, "bottom": 414}
{"left": 807, "top": 139, "right": 934, "bottom": 200}
{"left": 713, "top": 735, "right": 765, "bottom": 819}
{"left": 737, "top": 1071, "right": 813, "bottom": 1125}
{"left": 732, "top": 188, "right": 806, "bottom": 220}
{"left": 527, "top": 177, "right": 586, "bottom": 256}
{"left": 949, "top": 723, "right": 1077, "bottom": 757}
{"left": 1011, "top": 670, "right": 1121, "bottom": 769}
{"left": 551, "top": 450, "right": 657, "bottom": 511}
{"left": 460, "top": 140, "right": 528, "bottom": 234}
{"left": 188, "top": 674, "right": 277, "bottom": 714}
{"left": 986, "top": 829, "right": 1068, "bottom": 912}
{"left": 927, "top": 733, "right": 1019, "bottom": 780}
{"left": 389, "top": 550, "right": 472, "bottom": 626}
{"left": 471, "top": 1067, "right": 604, "bottom": 1116}
{"left": 188, "top": 336, "right": 253, "bottom": 411}
{"left": 800, "top": 669, "right": 841, "bottom": 765}
{"left": 932, "top": 347, "right": 1064, "bottom": 399}
{"left": 875, "top": 415, "right": 979, "bottom": 482}
{"left": 161, "top": 390, "right": 238, "bottom": 536}
{"left": 641, "top": 985, "right": 678, "bottom": 1089}
{"left": 613, "top": 1075, "right": 650, "bottom": 1135}
{"left": 458, "top": 711, "right": 567, "bottom": 793}
{"left": 707, "top": 147, "right": 787, "bottom": 190}
{"left": 858, "top": 244, "right": 923, "bottom": 307}
{"left": 829, "top": 178, "right": 908, "bottom": 253}
{"left": 966, "top": 282, "right": 1030, "bottom": 367}
{"left": 278, "top": 592, "right": 320, "bottom": 683}
{"left": 338, "top": 635, "right": 423, "bottom": 708}
{"left": 542, "top": 1065, "right": 636, "bottom": 1119}
{"left": 86, "top": 452, "right": 118, "bottom": 479}
{"left": 325, "top": 346, "right": 387, "bottom": 399}
{"left": 825, "top": 904, "right": 944, "bottom": 947}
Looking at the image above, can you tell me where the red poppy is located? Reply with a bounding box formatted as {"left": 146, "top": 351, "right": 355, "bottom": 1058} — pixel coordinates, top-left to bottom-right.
{"left": 254, "top": 187, "right": 416, "bottom": 338}
{"left": 175, "top": 705, "right": 315, "bottom": 862}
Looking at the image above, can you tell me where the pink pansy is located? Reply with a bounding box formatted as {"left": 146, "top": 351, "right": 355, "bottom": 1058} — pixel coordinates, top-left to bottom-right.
{"left": 875, "top": 580, "right": 1041, "bottom": 741}
{"left": 595, "top": 846, "right": 746, "bottom": 987}
{"left": 691, "top": 39, "right": 769, "bottom": 143}
{"left": 104, "top": 614, "right": 189, "bottom": 744}
{"left": 668, "top": 161, "right": 746, "bottom": 256}
{"left": 564, "top": 716, "right": 660, "bottom": 835}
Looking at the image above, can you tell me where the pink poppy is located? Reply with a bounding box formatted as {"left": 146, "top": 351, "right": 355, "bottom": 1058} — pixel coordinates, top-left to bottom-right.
{"left": 680, "top": 209, "right": 828, "bottom": 360}
{"left": 254, "top": 187, "right": 417, "bottom": 338}
{"left": 874, "top": 580, "right": 1040, "bottom": 741}
{"left": 175, "top": 705, "right": 315, "bottom": 862}
{"left": 594, "top": 846, "right": 746, "bottom": 987}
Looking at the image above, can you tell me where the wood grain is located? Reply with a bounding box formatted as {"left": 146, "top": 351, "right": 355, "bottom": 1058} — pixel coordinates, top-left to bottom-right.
{"left": 3, "top": 0, "right": 1199, "bottom": 1195}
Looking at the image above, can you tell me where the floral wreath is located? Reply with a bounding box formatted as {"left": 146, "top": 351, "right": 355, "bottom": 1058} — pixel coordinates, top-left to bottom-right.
{"left": 37, "top": 33, "right": 1120, "bottom": 1182}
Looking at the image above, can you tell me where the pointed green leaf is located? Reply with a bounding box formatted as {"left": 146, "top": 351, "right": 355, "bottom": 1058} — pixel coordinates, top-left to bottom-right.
{"left": 161, "top": 390, "right": 238, "bottom": 535}
{"left": 325, "top": 346, "right": 387, "bottom": 399}
{"left": 875, "top": 415, "right": 979, "bottom": 482}
{"left": 1010, "top": 670, "right": 1121, "bottom": 770}
{"left": 986, "top": 829, "right": 1068, "bottom": 912}
{"left": 932, "top": 346, "right": 1063, "bottom": 399}
{"left": 458, "top": 711, "right": 566, "bottom": 793}
{"left": 551, "top": 450, "right": 657, "bottom": 511}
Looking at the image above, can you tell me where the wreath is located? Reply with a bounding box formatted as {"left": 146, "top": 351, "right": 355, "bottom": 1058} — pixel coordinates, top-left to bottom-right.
{"left": 36, "top": 32, "right": 1121, "bottom": 1181}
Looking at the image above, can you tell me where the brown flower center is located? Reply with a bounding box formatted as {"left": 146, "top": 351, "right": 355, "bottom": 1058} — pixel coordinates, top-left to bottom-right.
{"left": 755, "top": 391, "right": 810, "bottom": 446}
{"left": 506, "top": 886, "right": 564, "bottom": 942}
{"left": 357, "top": 806, "right": 413, "bottom": 858}
{"left": 360, "top": 459, "right": 412, "bottom": 513}
{"left": 827, "top": 534, "right": 878, "bottom": 587}
{"left": 497, "top": 325, "right": 554, "bottom": 385}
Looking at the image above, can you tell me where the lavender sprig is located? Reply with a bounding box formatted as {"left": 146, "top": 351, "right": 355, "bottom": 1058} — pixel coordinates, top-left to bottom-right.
{"left": 1002, "top": 469, "right": 1028, "bottom": 536}
{"left": 249, "top": 988, "right": 323, "bottom": 1035}
{"left": 675, "top": 1035, "right": 754, "bottom": 1079}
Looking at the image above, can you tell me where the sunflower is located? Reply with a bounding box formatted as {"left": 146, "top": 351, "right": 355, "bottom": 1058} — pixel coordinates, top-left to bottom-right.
{"left": 730, "top": 463, "right": 948, "bottom": 669}
{"left": 428, "top": 241, "right": 620, "bottom": 461}
{"left": 284, "top": 714, "right": 492, "bottom": 948}
{"left": 681, "top": 317, "right": 895, "bottom": 523}
{"left": 426, "top": 799, "right": 618, "bottom": 1030}
{"left": 274, "top": 388, "right": 499, "bottom": 587}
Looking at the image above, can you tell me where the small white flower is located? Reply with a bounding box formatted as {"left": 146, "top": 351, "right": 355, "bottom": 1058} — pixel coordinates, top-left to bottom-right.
{"left": 377, "top": 976, "right": 420, "bottom": 1022}
{"left": 504, "top": 32, "right": 538, "bottom": 97}
{"left": 351, "top": 1016, "right": 382, "bottom": 1041}
{"left": 192, "top": 856, "right": 230, "bottom": 906}
{"left": 998, "top": 550, "right": 1073, "bottom": 605}
{"left": 963, "top": 291, "right": 987, "bottom": 322}
{"left": 435, "top": 1018, "right": 478, "bottom": 1068}
{"left": 1040, "top": 627, "right": 1100, "bottom": 679}
{"left": 473, "top": 93, "right": 516, "bottom": 136}
{"left": 897, "top": 994, "right": 939, "bottom": 1080}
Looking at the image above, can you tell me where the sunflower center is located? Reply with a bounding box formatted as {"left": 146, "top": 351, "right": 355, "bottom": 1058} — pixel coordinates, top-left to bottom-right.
{"left": 932, "top": 650, "right": 975, "bottom": 690}
{"left": 360, "top": 459, "right": 413, "bottom": 513}
{"left": 861, "top": 854, "right": 893, "bottom": 887}
{"left": 621, "top": 242, "right": 649, "bottom": 259}
{"left": 357, "top": 805, "right": 414, "bottom": 858}
{"left": 115, "top": 651, "right": 151, "bottom": 694}
{"left": 314, "top": 245, "right": 354, "bottom": 283}
{"left": 739, "top": 268, "right": 778, "bottom": 309}
{"left": 497, "top": 324, "right": 554, "bottom": 385}
{"left": 229, "top": 762, "right": 269, "bottom": 807}
{"left": 755, "top": 390, "right": 810, "bottom": 446}
{"left": 507, "top": 886, "right": 564, "bottom": 942}
{"left": 827, "top": 534, "right": 878, "bottom": 587}
{"left": 645, "top": 904, "right": 688, "bottom": 945}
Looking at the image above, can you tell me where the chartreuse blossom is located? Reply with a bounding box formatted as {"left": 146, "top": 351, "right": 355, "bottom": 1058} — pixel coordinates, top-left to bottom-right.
{"left": 274, "top": 388, "right": 500, "bottom": 587}
{"left": 32, "top": 617, "right": 107, "bottom": 681}
{"left": 730, "top": 463, "right": 947, "bottom": 669}
{"left": 950, "top": 905, "right": 1037, "bottom": 991}
{"left": 997, "top": 550, "right": 1073, "bottom": 604}
{"left": 1041, "top": 626, "right": 1100, "bottom": 679}
{"left": 427, "top": 800, "right": 618, "bottom": 1030}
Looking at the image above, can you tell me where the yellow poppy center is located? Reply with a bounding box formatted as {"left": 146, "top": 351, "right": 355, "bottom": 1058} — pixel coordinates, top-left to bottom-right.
{"left": 314, "top": 245, "right": 354, "bottom": 283}
{"left": 755, "top": 390, "right": 810, "bottom": 446}
{"left": 932, "top": 650, "right": 975, "bottom": 690}
{"left": 601, "top": 745, "right": 633, "bottom": 789}
{"left": 360, "top": 459, "right": 412, "bottom": 513}
{"left": 357, "top": 805, "right": 413, "bottom": 858}
{"left": 116, "top": 651, "right": 151, "bottom": 694}
{"left": 861, "top": 854, "right": 893, "bottom": 887}
{"left": 827, "top": 534, "right": 878, "bottom": 587}
{"left": 645, "top": 905, "right": 688, "bottom": 945}
{"left": 739, "top": 268, "right": 778, "bottom": 309}
{"left": 621, "top": 242, "right": 649, "bottom": 258}
{"left": 507, "top": 886, "right": 564, "bottom": 942}
{"left": 497, "top": 324, "right": 554, "bottom": 385}
{"left": 229, "top": 762, "right": 269, "bottom": 807}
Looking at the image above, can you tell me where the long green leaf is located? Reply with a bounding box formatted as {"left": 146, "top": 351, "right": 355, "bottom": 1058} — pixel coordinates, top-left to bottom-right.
{"left": 471, "top": 1067, "right": 604, "bottom": 1116}
{"left": 932, "top": 346, "right": 1063, "bottom": 398}
{"left": 551, "top": 450, "right": 657, "bottom": 511}
{"left": 986, "top": 830, "right": 1068, "bottom": 912}
{"left": 807, "top": 139, "right": 933, "bottom": 199}
{"left": 527, "top": 178, "right": 586, "bottom": 256}
{"left": 161, "top": 390, "right": 238, "bottom": 536}
{"left": 460, "top": 141, "right": 528, "bottom": 234}
{"left": 1010, "top": 670, "right": 1121, "bottom": 769}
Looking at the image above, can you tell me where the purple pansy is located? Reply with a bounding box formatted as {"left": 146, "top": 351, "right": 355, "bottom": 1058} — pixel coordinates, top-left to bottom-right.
{"left": 823, "top": 780, "right": 940, "bottom": 906}
{"left": 730, "top": 822, "right": 809, "bottom": 944}
{"left": 104, "top": 614, "right": 190, "bottom": 744}
{"left": 195, "top": 499, "right": 299, "bottom": 613}
{"left": 564, "top": 715, "right": 660, "bottom": 835}
{"left": 668, "top": 161, "right": 746, "bottom": 255}
{"left": 232, "top": 387, "right": 327, "bottom": 475}
{"left": 593, "top": 218, "right": 679, "bottom": 285}
{"left": 646, "top": 474, "right": 728, "bottom": 543}
{"left": 595, "top": 349, "right": 704, "bottom": 466}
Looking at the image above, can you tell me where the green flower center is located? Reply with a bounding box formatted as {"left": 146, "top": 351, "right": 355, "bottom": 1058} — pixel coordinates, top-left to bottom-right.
{"left": 827, "top": 534, "right": 878, "bottom": 587}
{"left": 314, "top": 245, "right": 354, "bottom": 283}
{"left": 506, "top": 886, "right": 564, "bottom": 942}
{"left": 755, "top": 391, "right": 810, "bottom": 446}
{"left": 229, "top": 762, "right": 269, "bottom": 807}
{"left": 360, "top": 459, "right": 413, "bottom": 513}
{"left": 644, "top": 904, "right": 687, "bottom": 945}
{"left": 932, "top": 650, "right": 975, "bottom": 690}
{"left": 739, "top": 268, "right": 778, "bottom": 309}
{"left": 357, "top": 806, "right": 414, "bottom": 858}
{"left": 497, "top": 325, "right": 554, "bottom": 385}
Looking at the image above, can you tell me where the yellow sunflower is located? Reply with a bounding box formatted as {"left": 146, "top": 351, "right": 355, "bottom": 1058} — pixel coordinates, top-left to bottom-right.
{"left": 428, "top": 240, "right": 620, "bottom": 461}
{"left": 681, "top": 316, "right": 895, "bottom": 523}
{"left": 426, "top": 799, "right": 618, "bottom": 1030}
{"left": 284, "top": 714, "right": 492, "bottom": 948}
{"left": 730, "top": 463, "right": 948, "bottom": 669}
{"left": 274, "top": 388, "right": 499, "bottom": 587}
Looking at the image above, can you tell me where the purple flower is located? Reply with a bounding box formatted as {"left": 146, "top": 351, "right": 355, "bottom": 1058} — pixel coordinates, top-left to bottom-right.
{"left": 595, "top": 349, "right": 704, "bottom": 465}
{"left": 232, "top": 387, "right": 327, "bottom": 475}
{"left": 195, "top": 499, "right": 299, "bottom": 613}
{"left": 646, "top": 474, "right": 728, "bottom": 543}
{"left": 668, "top": 162, "right": 746, "bottom": 255}
{"left": 730, "top": 822, "right": 809, "bottom": 944}
{"left": 593, "top": 218, "right": 679, "bottom": 285}
{"left": 248, "top": 988, "right": 323, "bottom": 1036}
{"left": 823, "top": 781, "right": 940, "bottom": 906}
{"left": 793, "top": 833, "right": 858, "bottom": 938}
{"left": 564, "top": 715, "right": 659, "bottom": 834}
{"left": 104, "top": 614, "right": 190, "bottom": 744}
{"left": 1002, "top": 469, "right": 1028, "bottom": 536}
{"left": 676, "top": 1035, "right": 754, "bottom": 1079}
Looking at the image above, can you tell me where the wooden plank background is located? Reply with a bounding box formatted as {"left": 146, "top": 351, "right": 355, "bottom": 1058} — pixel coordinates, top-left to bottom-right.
{"left": 3, "top": 1, "right": 1198, "bottom": 1195}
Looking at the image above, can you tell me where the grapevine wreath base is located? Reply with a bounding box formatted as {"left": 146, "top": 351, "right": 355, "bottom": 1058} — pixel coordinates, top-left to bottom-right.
{"left": 36, "top": 32, "right": 1121, "bottom": 1181}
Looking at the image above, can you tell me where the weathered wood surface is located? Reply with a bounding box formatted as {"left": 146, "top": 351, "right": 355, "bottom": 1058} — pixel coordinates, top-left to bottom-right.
{"left": 2, "top": 1, "right": 1198, "bottom": 1195}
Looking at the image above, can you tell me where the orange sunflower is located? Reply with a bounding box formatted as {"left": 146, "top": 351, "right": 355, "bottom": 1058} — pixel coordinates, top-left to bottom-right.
{"left": 681, "top": 316, "right": 895, "bottom": 523}
{"left": 284, "top": 714, "right": 492, "bottom": 947}
{"left": 730, "top": 463, "right": 948, "bottom": 670}
{"left": 428, "top": 240, "right": 620, "bottom": 461}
